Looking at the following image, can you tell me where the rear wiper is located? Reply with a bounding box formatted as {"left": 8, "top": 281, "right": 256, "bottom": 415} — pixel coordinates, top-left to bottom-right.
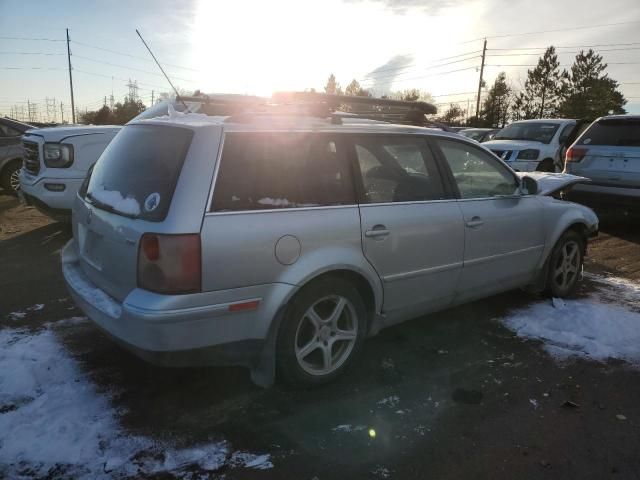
{"left": 86, "top": 192, "right": 138, "bottom": 219}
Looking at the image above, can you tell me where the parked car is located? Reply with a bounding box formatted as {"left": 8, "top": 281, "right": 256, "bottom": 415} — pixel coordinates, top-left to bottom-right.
{"left": 19, "top": 125, "right": 121, "bottom": 221}
{"left": 0, "top": 117, "right": 35, "bottom": 195}
{"left": 61, "top": 94, "right": 598, "bottom": 388}
{"left": 564, "top": 115, "right": 640, "bottom": 213}
{"left": 459, "top": 128, "right": 499, "bottom": 143}
{"left": 484, "top": 119, "right": 585, "bottom": 172}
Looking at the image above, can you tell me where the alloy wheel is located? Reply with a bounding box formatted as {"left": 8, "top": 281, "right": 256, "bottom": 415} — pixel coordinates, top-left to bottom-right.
{"left": 9, "top": 168, "right": 20, "bottom": 192}
{"left": 552, "top": 240, "right": 580, "bottom": 290}
{"left": 294, "top": 295, "right": 358, "bottom": 376}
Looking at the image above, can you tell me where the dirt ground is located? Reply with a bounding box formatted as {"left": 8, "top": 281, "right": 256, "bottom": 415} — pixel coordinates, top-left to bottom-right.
{"left": 1, "top": 195, "right": 640, "bottom": 479}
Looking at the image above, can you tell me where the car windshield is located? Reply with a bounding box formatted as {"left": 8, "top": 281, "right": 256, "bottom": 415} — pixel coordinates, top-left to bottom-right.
{"left": 460, "top": 130, "right": 485, "bottom": 141}
{"left": 494, "top": 122, "right": 560, "bottom": 144}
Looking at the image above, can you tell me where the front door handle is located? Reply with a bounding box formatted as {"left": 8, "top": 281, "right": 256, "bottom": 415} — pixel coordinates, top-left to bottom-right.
{"left": 365, "top": 225, "right": 390, "bottom": 238}
{"left": 465, "top": 217, "right": 484, "bottom": 228}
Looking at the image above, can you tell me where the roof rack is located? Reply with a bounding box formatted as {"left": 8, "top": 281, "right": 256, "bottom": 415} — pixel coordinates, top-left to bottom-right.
{"left": 173, "top": 91, "right": 445, "bottom": 129}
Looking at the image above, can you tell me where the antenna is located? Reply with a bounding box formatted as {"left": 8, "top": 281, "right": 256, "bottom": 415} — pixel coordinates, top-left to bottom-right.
{"left": 135, "top": 29, "right": 188, "bottom": 110}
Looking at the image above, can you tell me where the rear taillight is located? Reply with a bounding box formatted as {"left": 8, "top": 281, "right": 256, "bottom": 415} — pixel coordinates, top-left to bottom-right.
{"left": 566, "top": 147, "right": 588, "bottom": 163}
{"left": 137, "top": 233, "right": 201, "bottom": 294}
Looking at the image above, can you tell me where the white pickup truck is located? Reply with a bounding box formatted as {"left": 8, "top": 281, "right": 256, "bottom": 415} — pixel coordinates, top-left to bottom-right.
{"left": 483, "top": 119, "right": 586, "bottom": 172}
{"left": 19, "top": 125, "right": 121, "bottom": 221}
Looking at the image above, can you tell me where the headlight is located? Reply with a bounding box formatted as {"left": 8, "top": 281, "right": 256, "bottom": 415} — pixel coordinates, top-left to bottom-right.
{"left": 44, "top": 143, "right": 74, "bottom": 168}
{"left": 517, "top": 149, "right": 540, "bottom": 160}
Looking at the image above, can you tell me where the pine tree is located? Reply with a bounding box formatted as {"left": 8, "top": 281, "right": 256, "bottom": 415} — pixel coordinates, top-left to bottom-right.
{"left": 513, "top": 46, "right": 568, "bottom": 119}
{"left": 324, "top": 74, "right": 343, "bottom": 95}
{"left": 481, "top": 72, "right": 511, "bottom": 127}
{"left": 558, "top": 49, "right": 626, "bottom": 118}
{"left": 345, "top": 79, "right": 371, "bottom": 97}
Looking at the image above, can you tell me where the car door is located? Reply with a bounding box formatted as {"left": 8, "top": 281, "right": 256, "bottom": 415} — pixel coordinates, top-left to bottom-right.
{"left": 432, "top": 137, "right": 545, "bottom": 301}
{"left": 350, "top": 134, "right": 465, "bottom": 322}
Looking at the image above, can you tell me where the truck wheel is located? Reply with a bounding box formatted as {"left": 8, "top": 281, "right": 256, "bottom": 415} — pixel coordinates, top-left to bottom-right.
{"left": 1, "top": 160, "right": 21, "bottom": 196}
{"left": 536, "top": 159, "right": 555, "bottom": 172}
{"left": 277, "top": 277, "right": 367, "bottom": 387}
{"left": 546, "top": 230, "right": 584, "bottom": 298}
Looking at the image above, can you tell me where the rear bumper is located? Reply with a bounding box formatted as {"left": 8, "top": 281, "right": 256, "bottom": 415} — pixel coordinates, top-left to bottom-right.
{"left": 61, "top": 239, "right": 296, "bottom": 368}
{"left": 568, "top": 183, "right": 640, "bottom": 211}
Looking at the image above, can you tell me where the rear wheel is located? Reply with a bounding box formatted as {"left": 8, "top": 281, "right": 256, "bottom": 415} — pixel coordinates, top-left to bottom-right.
{"left": 546, "top": 230, "right": 584, "bottom": 297}
{"left": 1, "top": 160, "right": 21, "bottom": 195}
{"left": 277, "top": 278, "right": 367, "bottom": 387}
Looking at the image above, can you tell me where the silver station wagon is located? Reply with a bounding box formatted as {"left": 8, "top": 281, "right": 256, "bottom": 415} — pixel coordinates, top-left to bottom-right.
{"left": 62, "top": 93, "right": 599, "bottom": 387}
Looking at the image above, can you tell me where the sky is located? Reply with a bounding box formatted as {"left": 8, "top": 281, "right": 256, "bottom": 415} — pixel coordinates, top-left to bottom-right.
{"left": 1, "top": 0, "right": 639, "bottom": 122}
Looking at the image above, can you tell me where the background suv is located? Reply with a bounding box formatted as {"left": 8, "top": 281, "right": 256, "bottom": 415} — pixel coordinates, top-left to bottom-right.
{"left": 0, "top": 117, "right": 34, "bottom": 195}
{"left": 565, "top": 115, "right": 640, "bottom": 214}
{"left": 62, "top": 94, "right": 598, "bottom": 388}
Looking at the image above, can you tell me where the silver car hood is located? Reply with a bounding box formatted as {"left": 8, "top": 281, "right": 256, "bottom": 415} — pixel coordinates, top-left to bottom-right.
{"left": 516, "top": 172, "right": 590, "bottom": 196}
{"left": 483, "top": 139, "right": 542, "bottom": 150}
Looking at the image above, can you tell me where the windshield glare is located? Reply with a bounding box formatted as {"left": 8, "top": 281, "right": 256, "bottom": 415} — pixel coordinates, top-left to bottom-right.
{"left": 494, "top": 122, "right": 560, "bottom": 144}
{"left": 130, "top": 99, "right": 200, "bottom": 122}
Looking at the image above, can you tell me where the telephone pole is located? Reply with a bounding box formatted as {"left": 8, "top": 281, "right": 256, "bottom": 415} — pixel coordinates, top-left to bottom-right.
{"left": 475, "top": 38, "right": 487, "bottom": 124}
{"left": 60, "top": 102, "right": 64, "bottom": 123}
{"left": 151, "top": 90, "right": 154, "bottom": 106}
{"left": 66, "top": 28, "right": 76, "bottom": 123}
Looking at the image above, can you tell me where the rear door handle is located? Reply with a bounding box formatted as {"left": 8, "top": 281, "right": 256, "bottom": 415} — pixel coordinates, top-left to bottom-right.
{"left": 365, "top": 226, "right": 390, "bottom": 238}
{"left": 465, "top": 217, "right": 484, "bottom": 228}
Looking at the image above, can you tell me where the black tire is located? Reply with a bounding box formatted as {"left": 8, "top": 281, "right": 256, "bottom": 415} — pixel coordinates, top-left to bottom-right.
{"left": 1, "top": 160, "right": 21, "bottom": 196}
{"left": 546, "top": 230, "right": 584, "bottom": 298}
{"left": 277, "top": 277, "right": 367, "bottom": 387}
{"left": 536, "top": 158, "right": 556, "bottom": 172}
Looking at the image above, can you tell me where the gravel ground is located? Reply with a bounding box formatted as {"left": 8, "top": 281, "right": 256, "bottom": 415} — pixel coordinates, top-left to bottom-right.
{"left": 1, "top": 195, "right": 640, "bottom": 480}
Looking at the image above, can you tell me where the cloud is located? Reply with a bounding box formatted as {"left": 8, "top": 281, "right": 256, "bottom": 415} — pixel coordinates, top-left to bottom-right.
{"left": 364, "top": 54, "right": 414, "bottom": 94}
{"left": 345, "top": 0, "right": 466, "bottom": 15}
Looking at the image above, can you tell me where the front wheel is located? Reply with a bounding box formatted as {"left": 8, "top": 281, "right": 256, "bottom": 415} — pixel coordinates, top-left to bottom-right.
{"left": 1, "top": 160, "right": 21, "bottom": 195}
{"left": 277, "top": 278, "right": 367, "bottom": 387}
{"left": 546, "top": 231, "right": 584, "bottom": 297}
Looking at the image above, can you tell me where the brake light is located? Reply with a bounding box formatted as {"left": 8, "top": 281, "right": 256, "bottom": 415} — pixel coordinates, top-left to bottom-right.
{"left": 566, "top": 147, "right": 588, "bottom": 163}
{"left": 137, "top": 233, "right": 201, "bottom": 294}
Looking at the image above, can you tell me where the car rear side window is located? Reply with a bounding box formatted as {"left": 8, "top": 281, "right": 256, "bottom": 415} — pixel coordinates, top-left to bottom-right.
{"left": 352, "top": 135, "right": 446, "bottom": 204}
{"left": 87, "top": 124, "right": 193, "bottom": 221}
{"left": 212, "top": 133, "right": 356, "bottom": 211}
{"left": 579, "top": 119, "right": 640, "bottom": 146}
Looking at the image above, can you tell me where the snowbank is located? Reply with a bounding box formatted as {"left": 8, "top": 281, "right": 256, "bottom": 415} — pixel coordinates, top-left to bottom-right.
{"left": 0, "top": 327, "right": 271, "bottom": 478}
{"left": 502, "top": 275, "right": 640, "bottom": 364}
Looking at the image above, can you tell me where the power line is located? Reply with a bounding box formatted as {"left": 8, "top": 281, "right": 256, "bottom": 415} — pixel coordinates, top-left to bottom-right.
{"left": 488, "top": 42, "right": 640, "bottom": 51}
{"left": 0, "top": 51, "right": 65, "bottom": 56}
{"left": 1, "top": 67, "right": 64, "bottom": 70}
{"left": 461, "top": 20, "right": 640, "bottom": 44}
{"left": 361, "top": 66, "right": 479, "bottom": 86}
{"left": 0, "top": 36, "right": 65, "bottom": 42}
{"left": 362, "top": 55, "right": 480, "bottom": 83}
{"left": 486, "top": 47, "right": 640, "bottom": 57}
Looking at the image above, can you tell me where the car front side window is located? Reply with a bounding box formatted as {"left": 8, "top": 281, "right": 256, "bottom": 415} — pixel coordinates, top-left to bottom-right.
{"left": 436, "top": 139, "right": 519, "bottom": 199}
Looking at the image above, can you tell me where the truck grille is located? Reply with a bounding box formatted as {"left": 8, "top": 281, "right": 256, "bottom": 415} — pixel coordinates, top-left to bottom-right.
{"left": 22, "top": 140, "right": 41, "bottom": 175}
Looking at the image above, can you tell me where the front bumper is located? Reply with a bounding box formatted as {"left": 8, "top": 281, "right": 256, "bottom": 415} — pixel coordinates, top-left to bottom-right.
{"left": 19, "top": 172, "right": 83, "bottom": 216}
{"left": 61, "top": 240, "right": 296, "bottom": 368}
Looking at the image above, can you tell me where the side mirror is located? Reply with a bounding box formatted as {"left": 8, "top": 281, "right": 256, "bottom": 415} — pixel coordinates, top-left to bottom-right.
{"left": 520, "top": 176, "right": 538, "bottom": 195}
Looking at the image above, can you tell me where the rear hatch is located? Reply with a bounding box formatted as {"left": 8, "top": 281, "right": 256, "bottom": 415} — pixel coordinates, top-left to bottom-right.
{"left": 75, "top": 124, "right": 194, "bottom": 302}
{"left": 573, "top": 118, "right": 640, "bottom": 188}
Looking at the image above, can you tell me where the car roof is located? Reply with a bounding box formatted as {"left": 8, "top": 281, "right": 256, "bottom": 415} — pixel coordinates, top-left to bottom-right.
{"left": 1, "top": 116, "right": 35, "bottom": 132}
{"left": 508, "top": 118, "right": 575, "bottom": 124}
{"left": 598, "top": 114, "right": 640, "bottom": 121}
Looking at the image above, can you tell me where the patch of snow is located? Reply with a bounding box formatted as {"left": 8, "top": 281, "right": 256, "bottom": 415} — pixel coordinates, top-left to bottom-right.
{"left": 332, "top": 424, "right": 366, "bottom": 433}
{"left": 230, "top": 452, "right": 273, "bottom": 470}
{"left": 372, "top": 465, "right": 392, "bottom": 478}
{"left": 257, "top": 197, "right": 294, "bottom": 208}
{"left": 91, "top": 184, "right": 141, "bottom": 216}
{"left": 529, "top": 399, "right": 539, "bottom": 409}
{"left": 501, "top": 276, "right": 640, "bottom": 365}
{"left": 377, "top": 395, "right": 400, "bottom": 408}
{"left": 7, "top": 311, "right": 26, "bottom": 321}
{"left": 0, "top": 327, "right": 271, "bottom": 478}
{"left": 586, "top": 273, "right": 640, "bottom": 309}
{"left": 63, "top": 264, "right": 122, "bottom": 319}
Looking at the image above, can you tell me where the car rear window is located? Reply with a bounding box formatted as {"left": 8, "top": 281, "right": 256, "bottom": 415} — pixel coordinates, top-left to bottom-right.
{"left": 579, "top": 118, "right": 640, "bottom": 147}
{"left": 86, "top": 124, "right": 193, "bottom": 221}
{"left": 211, "top": 133, "right": 356, "bottom": 212}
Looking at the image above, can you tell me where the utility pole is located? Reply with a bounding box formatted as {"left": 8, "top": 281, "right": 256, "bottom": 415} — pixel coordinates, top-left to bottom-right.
{"left": 151, "top": 90, "right": 154, "bottom": 106}
{"left": 475, "top": 38, "right": 487, "bottom": 124}
{"left": 66, "top": 28, "right": 76, "bottom": 124}
{"left": 60, "top": 102, "right": 64, "bottom": 123}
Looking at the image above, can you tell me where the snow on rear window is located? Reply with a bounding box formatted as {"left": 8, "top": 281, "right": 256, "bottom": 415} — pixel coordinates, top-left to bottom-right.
{"left": 87, "top": 124, "right": 193, "bottom": 221}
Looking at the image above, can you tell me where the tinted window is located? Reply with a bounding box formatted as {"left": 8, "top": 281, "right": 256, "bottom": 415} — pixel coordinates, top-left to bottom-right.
{"left": 212, "top": 133, "right": 355, "bottom": 211}
{"left": 352, "top": 136, "right": 446, "bottom": 203}
{"left": 558, "top": 123, "right": 576, "bottom": 145}
{"left": 87, "top": 125, "right": 193, "bottom": 221}
{"left": 0, "top": 125, "right": 20, "bottom": 137}
{"left": 579, "top": 118, "right": 640, "bottom": 146}
{"left": 494, "top": 122, "right": 560, "bottom": 144}
{"left": 436, "top": 139, "right": 519, "bottom": 199}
